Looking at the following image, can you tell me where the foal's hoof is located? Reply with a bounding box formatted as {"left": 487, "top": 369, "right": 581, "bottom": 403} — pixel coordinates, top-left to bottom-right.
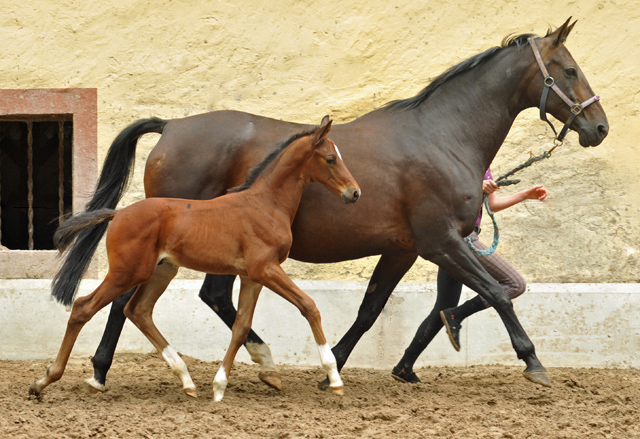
{"left": 259, "top": 371, "right": 283, "bottom": 390}
{"left": 83, "top": 377, "right": 106, "bottom": 394}
{"left": 28, "top": 383, "right": 41, "bottom": 398}
{"left": 183, "top": 387, "right": 198, "bottom": 398}
{"left": 523, "top": 368, "right": 551, "bottom": 387}
{"left": 329, "top": 385, "right": 344, "bottom": 396}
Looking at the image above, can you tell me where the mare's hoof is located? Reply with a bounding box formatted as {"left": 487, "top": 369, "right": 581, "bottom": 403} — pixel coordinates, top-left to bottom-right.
{"left": 329, "top": 385, "right": 344, "bottom": 396}
{"left": 184, "top": 387, "right": 198, "bottom": 398}
{"left": 317, "top": 377, "right": 330, "bottom": 391}
{"left": 391, "top": 366, "right": 423, "bottom": 384}
{"left": 523, "top": 368, "right": 551, "bottom": 387}
{"left": 259, "top": 371, "right": 283, "bottom": 390}
{"left": 83, "top": 377, "right": 106, "bottom": 394}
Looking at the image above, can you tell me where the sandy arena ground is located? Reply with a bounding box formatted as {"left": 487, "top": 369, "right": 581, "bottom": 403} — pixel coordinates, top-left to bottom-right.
{"left": 1, "top": 354, "right": 639, "bottom": 438}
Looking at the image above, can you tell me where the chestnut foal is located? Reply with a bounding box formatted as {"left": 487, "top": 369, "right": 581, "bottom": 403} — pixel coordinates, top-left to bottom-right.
{"left": 30, "top": 117, "right": 360, "bottom": 401}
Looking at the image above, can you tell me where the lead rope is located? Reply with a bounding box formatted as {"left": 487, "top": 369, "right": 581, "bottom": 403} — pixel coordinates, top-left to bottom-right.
{"left": 465, "top": 144, "right": 558, "bottom": 256}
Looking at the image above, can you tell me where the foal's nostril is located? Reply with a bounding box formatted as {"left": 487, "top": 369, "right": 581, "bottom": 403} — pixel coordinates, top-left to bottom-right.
{"left": 352, "top": 190, "right": 360, "bottom": 202}
{"left": 597, "top": 124, "right": 609, "bottom": 139}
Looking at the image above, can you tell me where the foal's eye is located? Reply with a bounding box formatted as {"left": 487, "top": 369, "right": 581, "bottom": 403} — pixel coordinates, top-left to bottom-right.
{"left": 565, "top": 67, "right": 578, "bottom": 78}
{"left": 325, "top": 157, "right": 336, "bottom": 165}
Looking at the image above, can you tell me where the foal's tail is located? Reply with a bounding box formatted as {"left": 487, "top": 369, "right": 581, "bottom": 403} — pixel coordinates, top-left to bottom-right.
{"left": 51, "top": 117, "right": 167, "bottom": 307}
{"left": 54, "top": 209, "right": 117, "bottom": 253}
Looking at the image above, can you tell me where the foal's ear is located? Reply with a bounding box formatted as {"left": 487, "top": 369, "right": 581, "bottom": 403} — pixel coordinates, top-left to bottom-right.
{"left": 313, "top": 115, "right": 333, "bottom": 146}
{"left": 550, "top": 17, "right": 576, "bottom": 45}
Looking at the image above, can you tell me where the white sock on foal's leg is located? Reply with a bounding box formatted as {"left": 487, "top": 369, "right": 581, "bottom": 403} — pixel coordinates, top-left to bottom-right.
{"left": 161, "top": 346, "right": 197, "bottom": 397}
{"left": 212, "top": 365, "right": 228, "bottom": 402}
{"left": 317, "top": 343, "right": 343, "bottom": 394}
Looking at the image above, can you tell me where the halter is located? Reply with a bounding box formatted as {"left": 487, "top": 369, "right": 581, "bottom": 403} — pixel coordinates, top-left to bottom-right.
{"left": 530, "top": 38, "right": 600, "bottom": 144}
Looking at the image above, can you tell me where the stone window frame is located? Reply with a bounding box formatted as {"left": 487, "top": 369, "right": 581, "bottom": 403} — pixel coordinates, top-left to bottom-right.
{"left": 0, "top": 89, "right": 97, "bottom": 278}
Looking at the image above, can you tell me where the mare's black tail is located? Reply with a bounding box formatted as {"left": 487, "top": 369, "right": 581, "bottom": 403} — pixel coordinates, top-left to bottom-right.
{"left": 51, "top": 117, "right": 167, "bottom": 306}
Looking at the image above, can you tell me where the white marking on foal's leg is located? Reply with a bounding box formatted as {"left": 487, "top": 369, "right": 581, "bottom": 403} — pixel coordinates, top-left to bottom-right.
{"left": 161, "top": 346, "right": 197, "bottom": 397}
{"left": 212, "top": 365, "right": 228, "bottom": 402}
{"left": 317, "top": 343, "right": 343, "bottom": 394}
{"left": 246, "top": 342, "right": 277, "bottom": 372}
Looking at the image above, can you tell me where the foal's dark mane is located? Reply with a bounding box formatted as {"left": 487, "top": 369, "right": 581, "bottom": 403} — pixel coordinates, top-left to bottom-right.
{"left": 385, "top": 32, "right": 544, "bottom": 110}
{"left": 228, "top": 127, "right": 319, "bottom": 193}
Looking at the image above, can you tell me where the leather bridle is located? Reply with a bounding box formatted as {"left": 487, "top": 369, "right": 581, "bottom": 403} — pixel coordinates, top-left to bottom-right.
{"left": 530, "top": 38, "right": 600, "bottom": 143}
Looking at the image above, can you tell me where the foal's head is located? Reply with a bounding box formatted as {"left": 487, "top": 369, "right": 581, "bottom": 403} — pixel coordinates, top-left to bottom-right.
{"left": 304, "top": 116, "right": 360, "bottom": 204}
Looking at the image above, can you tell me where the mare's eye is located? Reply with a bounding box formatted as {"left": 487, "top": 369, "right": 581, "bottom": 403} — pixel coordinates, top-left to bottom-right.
{"left": 565, "top": 67, "right": 578, "bottom": 78}
{"left": 325, "top": 157, "right": 336, "bottom": 165}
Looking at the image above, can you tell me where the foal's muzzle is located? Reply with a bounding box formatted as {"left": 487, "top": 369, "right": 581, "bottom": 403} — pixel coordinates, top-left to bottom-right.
{"left": 341, "top": 187, "right": 361, "bottom": 204}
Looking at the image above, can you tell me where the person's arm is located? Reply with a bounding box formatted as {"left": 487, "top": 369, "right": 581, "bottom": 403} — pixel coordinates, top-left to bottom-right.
{"left": 484, "top": 181, "right": 548, "bottom": 213}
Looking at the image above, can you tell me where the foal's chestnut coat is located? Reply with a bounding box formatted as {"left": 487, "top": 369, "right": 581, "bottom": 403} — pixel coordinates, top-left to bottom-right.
{"left": 30, "top": 118, "right": 360, "bottom": 401}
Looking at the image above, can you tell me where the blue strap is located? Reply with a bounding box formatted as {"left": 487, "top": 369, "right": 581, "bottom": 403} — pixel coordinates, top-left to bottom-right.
{"left": 465, "top": 194, "right": 500, "bottom": 256}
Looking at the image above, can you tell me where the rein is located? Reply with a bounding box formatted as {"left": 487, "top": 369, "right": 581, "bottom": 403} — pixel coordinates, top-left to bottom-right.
{"left": 530, "top": 38, "right": 600, "bottom": 144}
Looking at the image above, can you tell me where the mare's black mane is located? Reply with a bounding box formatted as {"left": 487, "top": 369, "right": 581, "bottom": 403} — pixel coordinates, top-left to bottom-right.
{"left": 228, "top": 127, "right": 318, "bottom": 193}
{"left": 385, "top": 33, "right": 542, "bottom": 110}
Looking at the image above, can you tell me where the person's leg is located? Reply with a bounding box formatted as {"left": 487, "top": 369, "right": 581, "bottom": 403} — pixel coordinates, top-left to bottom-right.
{"left": 441, "top": 231, "right": 526, "bottom": 350}
{"left": 391, "top": 266, "right": 463, "bottom": 382}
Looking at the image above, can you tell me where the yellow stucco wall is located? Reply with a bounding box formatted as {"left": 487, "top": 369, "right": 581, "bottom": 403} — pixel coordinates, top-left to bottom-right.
{"left": 3, "top": 0, "right": 638, "bottom": 282}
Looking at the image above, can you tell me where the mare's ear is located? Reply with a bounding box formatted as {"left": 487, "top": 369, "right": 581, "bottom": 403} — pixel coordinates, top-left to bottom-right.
{"left": 550, "top": 17, "right": 576, "bottom": 45}
{"left": 313, "top": 115, "right": 333, "bottom": 146}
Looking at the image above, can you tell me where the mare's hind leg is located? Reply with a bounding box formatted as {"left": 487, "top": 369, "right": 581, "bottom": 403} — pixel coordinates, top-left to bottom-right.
{"left": 30, "top": 275, "right": 137, "bottom": 397}
{"left": 198, "top": 274, "right": 280, "bottom": 389}
{"left": 426, "top": 234, "right": 549, "bottom": 386}
{"left": 122, "top": 262, "right": 197, "bottom": 397}
{"left": 253, "top": 264, "right": 343, "bottom": 395}
{"left": 319, "top": 253, "right": 417, "bottom": 390}
{"left": 85, "top": 287, "right": 136, "bottom": 393}
{"left": 212, "top": 276, "right": 263, "bottom": 401}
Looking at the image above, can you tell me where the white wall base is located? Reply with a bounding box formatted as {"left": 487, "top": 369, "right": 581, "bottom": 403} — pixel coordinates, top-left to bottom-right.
{"left": 1, "top": 280, "right": 638, "bottom": 368}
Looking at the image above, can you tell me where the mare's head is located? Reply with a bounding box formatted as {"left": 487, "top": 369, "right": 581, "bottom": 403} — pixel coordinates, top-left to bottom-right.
{"left": 304, "top": 116, "right": 360, "bottom": 204}
{"left": 523, "top": 18, "right": 608, "bottom": 146}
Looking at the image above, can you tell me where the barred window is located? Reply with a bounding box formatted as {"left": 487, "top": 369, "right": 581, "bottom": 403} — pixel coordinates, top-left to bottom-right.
{"left": 0, "top": 89, "right": 97, "bottom": 278}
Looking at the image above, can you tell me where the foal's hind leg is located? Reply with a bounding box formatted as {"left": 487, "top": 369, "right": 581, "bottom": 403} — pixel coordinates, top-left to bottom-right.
{"left": 212, "top": 276, "right": 263, "bottom": 401}
{"left": 122, "top": 262, "right": 197, "bottom": 397}
{"left": 198, "top": 274, "right": 280, "bottom": 389}
{"left": 30, "top": 276, "right": 136, "bottom": 397}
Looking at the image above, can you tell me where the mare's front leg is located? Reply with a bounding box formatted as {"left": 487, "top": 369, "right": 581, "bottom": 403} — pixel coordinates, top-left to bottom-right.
{"left": 318, "top": 253, "right": 417, "bottom": 390}
{"left": 198, "top": 274, "right": 280, "bottom": 389}
{"left": 30, "top": 275, "right": 138, "bottom": 397}
{"left": 425, "top": 234, "right": 550, "bottom": 386}
{"left": 85, "top": 287, "right": 136, "bottom": 393}
{"left": 212, "top": 276, "right": 263, "bottom": 401}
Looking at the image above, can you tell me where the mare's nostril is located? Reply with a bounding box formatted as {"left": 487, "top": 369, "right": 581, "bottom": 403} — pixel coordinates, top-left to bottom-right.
{"left": 352, "top": 190, "right": 360, "bottom": 202}
{"left": 597, "top": 124, "right": 608, "bottom": 139}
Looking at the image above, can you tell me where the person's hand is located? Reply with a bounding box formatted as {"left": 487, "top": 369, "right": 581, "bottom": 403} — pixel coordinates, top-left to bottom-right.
{"left": 525, "top": 185, "right": 548, "bottom": 201}
{"left": 482, "top": 179, "right": 499, "bottom": 194}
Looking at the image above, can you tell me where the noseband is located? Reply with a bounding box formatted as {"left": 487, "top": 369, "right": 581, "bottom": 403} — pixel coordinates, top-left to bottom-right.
{"left": 530, "top": 38, "right": 600, "bottom": 143}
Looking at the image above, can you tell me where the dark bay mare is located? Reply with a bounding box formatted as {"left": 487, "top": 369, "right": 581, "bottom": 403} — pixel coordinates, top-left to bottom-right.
{"left": 52, "top": 19, "right": 607, "bottom": 392}
{"left": 31, "top": 118, "right": 360, "bottom": 400}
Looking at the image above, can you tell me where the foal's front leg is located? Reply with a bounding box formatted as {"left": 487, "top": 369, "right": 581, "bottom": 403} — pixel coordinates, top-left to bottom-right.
{"left": 255, "top": 265, "right": 343, "bottom": 395}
